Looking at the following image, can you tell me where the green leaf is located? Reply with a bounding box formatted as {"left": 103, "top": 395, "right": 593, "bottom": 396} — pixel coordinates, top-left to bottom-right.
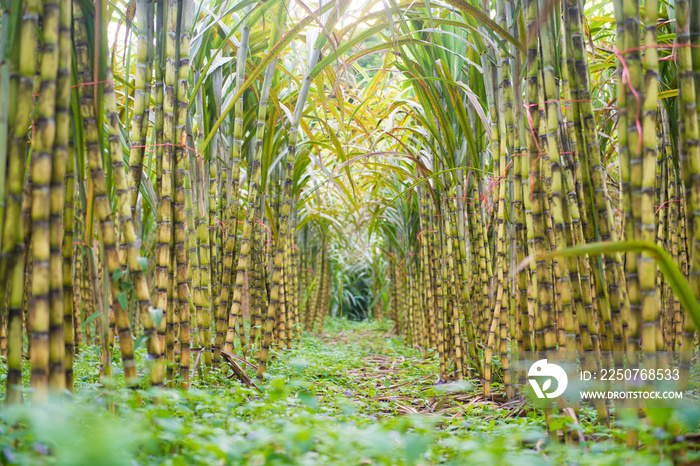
{"left": 116, "top": 291, "right": 128, "bottom": 310}
{"left": 134, "top": 333, "right": 149, "bottom": 350}
{"left": 81, "top": 311, "right": 101, "bottom": 330}
{"left": 149, "top": 306, "right": 164, "bottom": 329}
{"left": 531, "top": 241, "right": 700, "bottom": 331}
{"left": 404, "top": 433, "right": 430, "bottom": 465}
{"left": 119, "top": 280, "right": 134, "bottom": 291}
{"left": 137, "top": 257, "right": 148, "bottom": 272}
{"left": 112, "top": 269, "right": 124, "bottom": 282}
{"left": 201, "top": 0, "right": 341, "bottom": 149}
{"left": 297, "top": 391, "right": 319, "bottom": 411}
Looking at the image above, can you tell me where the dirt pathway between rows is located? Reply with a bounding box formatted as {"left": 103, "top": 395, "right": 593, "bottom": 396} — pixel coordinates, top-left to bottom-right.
{"left": 316, "top": 327, "right": 528, "bottom": 419}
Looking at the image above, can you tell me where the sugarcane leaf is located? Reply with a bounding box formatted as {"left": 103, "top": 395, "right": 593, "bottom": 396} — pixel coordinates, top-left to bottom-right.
{"left": 521, "top": 241, "right": 700, "bottom": 331}
{"left": 134, "top": 333, "right": 149, "bottom": 349}
{"left": 434, "top": 0, "right": 523, "bottom": 52}
{"left": 149, "top": 306, "right": 164, "bottom": 329}
{"left": 116, "top": 291, "right": 128, "bottom": 310}
{"left": 81, "top": 311, "right": 101, "bottom": 330}
{"left": 309, "top": 22, "right": 390, "bottom": 80}
{"left": 119, "top": 280, "right": 134, "bottom": 291}
{"left": 137, "top": 257, "right": 148, "bottom": 272}
{"left": 202, "top": 0, "right": 338, "bottom": 149}
{"left": 264, "top": 198, "right": 279, "bottom": 245}
{"left": 112, "top": 269, "right": 124, "bottom": 282}
{"left": 134, "top": 164, "right": 158, "bottom": 215}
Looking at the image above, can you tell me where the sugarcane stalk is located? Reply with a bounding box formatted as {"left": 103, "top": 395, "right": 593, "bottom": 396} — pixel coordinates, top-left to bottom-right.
{"left": 221, "top": 12, "right": 251, "bottom": 355}
{"left": 74, "top": 2, "right": 162, "bottom": 387}
{"left": 127, "top": 0, "right": 152, "bottom": 213}
{"left": 30, "top": 0, "right": 62, "bottom": 401}
{"left": 175, "top": 0, "right": 193, "bottom": 388}
{"left": 225, "top": 4, "right": 285, "bottom": 355}
{"left": 0, "top": 0, "right": 38, "bottom": 293}
{"left": 640, "top": 0, "right": 660, "bottom": 358}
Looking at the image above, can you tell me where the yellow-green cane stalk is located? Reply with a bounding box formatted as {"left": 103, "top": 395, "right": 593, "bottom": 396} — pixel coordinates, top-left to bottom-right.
{"left": 0, "top": 9, "right": 10, "bottom": 270}
{"left": 105, "top": 66, "right": 150, "bottom": 386}
{"left": 614, "top": 0, "right": 644, "bottom": 364}
{"left": 667, "top": 163, "right": 682, "bottom": 350}
{"left": 560, "top": 11, "right": 599, "bottom": 357}
{"left": 166, "top": 229, "right": 175, "bottom": 386}
{"left": 220, "top": 16, "right": 251, "bottom": 354}
{"left": 74, "top": 3, "right": 163, "bottom": 386}
{"left": 175, "top": 0, "right": 193, "bottom": 388}
{"left": 640, "top": 0, "right": 660, "bottom": 356}
{"left": 250, "top": 222, "right": 264, "bottom": 351}
{"left": 453, "top": 181, "right": 479, "bottom": 376}
{"left": 484, "top": 136, "right": 508, "bottom": 396}
{"left": 676, "top": 0, "right": 700, "bottom": 383}
{"left": 208, "top": 155, "right": 220, "bottom": 362}
{"left": 258, "top": 17, "right": 328, "bottom": 374}
{"left": 0, "top": 0, "right": 38, "bottom": 291}
{"left": 290, "top": 225, "right": 302, "bottom": 344}
{"left": 225, "top": 2, "right": 286, "bottom": 356}
{"left": 62, "top": 136, "right": 76, "bottom": 392}
{"left": 283, "top": 248, "right": 294, "bottom": 348}
{"left": 6, "top": 246, "right": 25, "bottom": 404}
{"left": 210, "top": 166, "right": 221, "bottom": 348}
{"left": 569, "top": 0, "right": 625, "bottom": 356}
{"left": 248, "top": 245, "right": 263, "bottom": 348}
{"left": 524, "top": 0, "right": 553, "bottom": 355}
{"left": 198, "top": 170, "right": 213, "bottom": 371}
{"left": 154, "top": 0, "right": 165, "bottom": 200}
{"left": 191, "top": 169, "right": 205, "bottom": 363}
{"left": 49, "top": 0, "right": 72, "bottom": 395}
{"left": 210, "top": 164, "right": 221, "bottom": 318}
{"left": 155, "top": 0, "right": 177, "bottom": 363}
{"left": 5, "top": 76, "right": 28, "bottom": 399}
{"left": 182, "top": 160, "right": 198, "bottom": 387}
{"left": 443, "top": 195, "right": 463, "bottom": 380}
{"left": 550, "top": 163, "right": 575, "bottom": 353}
{"left": 30, "top": 0, "right": 62, "bottom": 401}
{"left": 127, "top": 0, "right": 153, "bottom": 213}
{"left": 431, "top": 209, "right": 447, "bottom": 381}
{"left": 418, "top": 188, "right": 437, "bottom": 350}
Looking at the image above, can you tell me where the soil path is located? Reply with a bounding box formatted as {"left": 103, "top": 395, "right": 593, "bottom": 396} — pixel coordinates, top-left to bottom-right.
{"left": 315, "top": 326, "right": 526, "bottom": 419}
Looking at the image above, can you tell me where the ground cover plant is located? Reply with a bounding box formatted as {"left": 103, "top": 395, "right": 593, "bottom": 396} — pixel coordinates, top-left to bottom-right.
{"left": 1, "top": 0, "right": 700, "bottom": 462}
{"left": 1, "top": 318, "right": 696, "bottom": 465}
